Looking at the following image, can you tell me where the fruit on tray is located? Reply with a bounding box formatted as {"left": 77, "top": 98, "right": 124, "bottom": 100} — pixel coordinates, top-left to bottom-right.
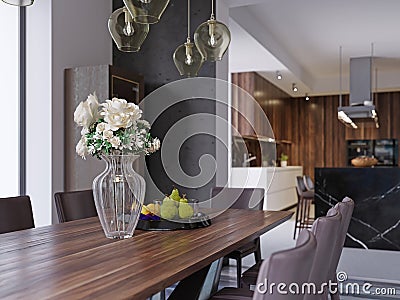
{"left": 161, "top": 196, "right": 178, "bottom": 219}
{"left": 159, "top": 188, "right": 195, "bottom": 219}
{"left": 140, "top": 203, "right": 161, "bottom": 221}
{"left": 169, "top": 187, "right": 181, "bottom": 206}
{"left": 141, "top": 205, "right": 151, "bottom": 215}
{"left": 179, "top": 202, "right": 194, "bottom": 219}
{"left": 146, "top": 203, "right": 160, "bottom": 215}
{"left": 179, "top": 194, "right": 188, "bottom": 203}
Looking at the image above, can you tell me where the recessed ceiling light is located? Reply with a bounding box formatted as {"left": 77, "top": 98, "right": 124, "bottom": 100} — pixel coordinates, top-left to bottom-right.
{"left": 276, "top": 71, "right": 282, "bottom": 80}
{"left": 292, "top": 83, "right": 298, "bottom": 92}
{"left": 305, "top": 93, "right": 310, "bottom": 101}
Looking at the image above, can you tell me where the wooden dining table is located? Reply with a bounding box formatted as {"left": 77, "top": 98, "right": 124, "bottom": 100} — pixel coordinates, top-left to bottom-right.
{"left": 0, "top": 209, "right": 292, "bottom": 300}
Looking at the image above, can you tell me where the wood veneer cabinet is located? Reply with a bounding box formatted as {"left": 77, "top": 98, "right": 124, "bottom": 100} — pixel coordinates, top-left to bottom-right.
{"left": 64, "top": 65, "right": 144, "bottom": 191}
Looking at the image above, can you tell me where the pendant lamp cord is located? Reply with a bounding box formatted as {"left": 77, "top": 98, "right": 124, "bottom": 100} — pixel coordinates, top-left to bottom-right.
{"left": 339, "top": 46, "right": 342, "bottom": 107}
{"left": 211, "top": 0, "right": 215, "bottom": 19}
{"left": 187, "top": 0, "right": 190, "bottom": 39}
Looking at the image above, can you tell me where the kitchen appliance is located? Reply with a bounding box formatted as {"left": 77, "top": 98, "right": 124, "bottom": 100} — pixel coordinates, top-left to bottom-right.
{"left": 347, "top": 139, "right": 398, "bottom": 166}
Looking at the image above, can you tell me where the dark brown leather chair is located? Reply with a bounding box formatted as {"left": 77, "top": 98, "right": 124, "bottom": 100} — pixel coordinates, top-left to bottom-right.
{"left": 0, "top": 196, "right": 34, "bottom": 234}
{"left": 54, "top": 190, "right": 97, "bottom": 223}
{"left": 210, "top": 229, "right": 317, "bottom": 300}
{"left": 211, "top": 187, "right": 264, "bottom": 288}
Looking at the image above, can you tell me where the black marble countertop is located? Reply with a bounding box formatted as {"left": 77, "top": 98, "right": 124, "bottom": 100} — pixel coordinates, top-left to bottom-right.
{"left": 315, "top": 167, "right": 400, "bottom": 251}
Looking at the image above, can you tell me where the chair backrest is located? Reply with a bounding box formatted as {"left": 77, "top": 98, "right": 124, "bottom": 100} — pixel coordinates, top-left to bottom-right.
{"left": 211, "top": 187, "right": 264, "bottom": 210}
{"left": 303, "top": 175, "right": 314, "bottom": 191}
{"left": 305, "top": 207, "right": 342, "bottom": 300}
{"left": 54, "top": 190, "right": 97, "bottom": 223}
{"left": 327, "top": 197, "right": 354, "bottom": 281}
{"left": 296, "top": 176, "right": 307, "bottom": 195}
{"left": 0, "top": 196, "right": 34, "bottom": 234}
{"left": 252, "top": 230, "right": 317, "bottom": 300}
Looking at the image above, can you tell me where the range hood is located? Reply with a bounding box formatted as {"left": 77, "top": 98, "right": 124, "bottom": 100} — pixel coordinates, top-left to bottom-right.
{"left": 338, "top": 57, "right": 379, "bottom": 129}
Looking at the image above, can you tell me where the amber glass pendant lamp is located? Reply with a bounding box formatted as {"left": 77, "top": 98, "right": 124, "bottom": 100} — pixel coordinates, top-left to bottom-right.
{"left": 108, "top": 6, "right": 150, "bottom": 52}
{"left": 194, "top": 0, "right": 231, "bottom": 61}
{"left": 173, "top": 0, "right": 204, "bottom": 77}
{"left": 123, "top": 0, "right": 170, "bottom": 24}
{"left": 1, "top": 0, "right": 33, "bottom": 6}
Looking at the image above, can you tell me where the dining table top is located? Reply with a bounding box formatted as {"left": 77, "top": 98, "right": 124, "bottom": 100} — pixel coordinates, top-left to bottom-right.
{"left": 0, "top": 209, "right": 293, "bottom": 300}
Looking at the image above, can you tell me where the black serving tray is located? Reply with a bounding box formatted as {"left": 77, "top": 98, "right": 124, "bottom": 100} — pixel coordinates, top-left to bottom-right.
{"left": 137, "top": 213, "right": 211, "bottom": 231}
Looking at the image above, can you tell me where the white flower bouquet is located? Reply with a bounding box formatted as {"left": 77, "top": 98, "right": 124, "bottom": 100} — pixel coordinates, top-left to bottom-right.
{"left": 74, "top": 93, "right": 160, "bottom": 159}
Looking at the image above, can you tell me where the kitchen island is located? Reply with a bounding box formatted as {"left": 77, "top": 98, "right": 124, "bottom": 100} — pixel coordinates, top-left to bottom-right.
{"left": 315, "top": 167, "right": 400, "bottom": 251}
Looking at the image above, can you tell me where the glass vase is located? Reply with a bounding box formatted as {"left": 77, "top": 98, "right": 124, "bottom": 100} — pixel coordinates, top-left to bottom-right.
{"left": 93, "top": 154, "right": 145, "bottom": 239}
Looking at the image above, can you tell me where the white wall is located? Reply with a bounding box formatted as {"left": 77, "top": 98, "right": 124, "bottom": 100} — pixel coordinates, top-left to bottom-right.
{"left": 26, "top": 0, "right": 112, "bottom": 226}
{"left": 216, "top": 0, "right": 230, "bottom": 187}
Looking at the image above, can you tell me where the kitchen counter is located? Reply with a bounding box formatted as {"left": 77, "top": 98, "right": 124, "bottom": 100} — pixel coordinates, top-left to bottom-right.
{"left": 230, "top": 166, "right": 303, "bottom": 210}
{"left": 315, "top": 167, "right": 400, "bottom": 251}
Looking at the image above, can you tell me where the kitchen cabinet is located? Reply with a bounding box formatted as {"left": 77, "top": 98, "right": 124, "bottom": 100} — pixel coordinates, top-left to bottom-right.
{"left": 230, "top": 166, "right": 303, "bottom": 210}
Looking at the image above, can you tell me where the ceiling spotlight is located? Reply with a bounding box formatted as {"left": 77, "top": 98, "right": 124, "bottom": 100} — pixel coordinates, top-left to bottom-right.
{"left": 276, "top": 71, "right": 282, "bottom": 80}
{"left": 305, "top": 93, "right": 310, "bottom": 101}
{"left": 292, "top": 83, "right": 298, "bottom": 92}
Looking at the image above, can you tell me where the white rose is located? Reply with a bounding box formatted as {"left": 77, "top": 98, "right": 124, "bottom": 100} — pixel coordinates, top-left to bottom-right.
{"left": 137, "top": 119, "right": 150, "bottom": 128}
{"left": 76, "top": 136, "right": 88, "bottom": 159}
{"left": 110, "top": 136, "right": 121, "bottom": 148}
{"left": 100, "top": 98, "right": 142, "bottom": 131}
{"left": 148, "top": 137, "right": 160, "bottom": 153}
{"left": 74, "top": 93, "right": 100, "bottom": 129}
{"left": 103, "top": 130, "right": 113, "bottom": 140}
{"left": 81, "top": 127, "right": 89, "bottom": 135}
{"left": 96, "top": 122, "right": 109, "bottom": 133}
{"left": 136, "top": 140, "right": 144, "bottom": 148}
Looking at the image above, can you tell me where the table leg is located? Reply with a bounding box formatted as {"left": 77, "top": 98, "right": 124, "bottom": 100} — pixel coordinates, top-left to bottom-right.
{"left": 168, "top": 258, "right": 223, "bottom": 300}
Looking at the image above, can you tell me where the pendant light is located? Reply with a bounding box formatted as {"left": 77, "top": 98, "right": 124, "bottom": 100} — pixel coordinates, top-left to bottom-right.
{"left": 108, "top": 7, "right": 150, "bottom": 53}
{"left": 194, "top": 0, "right": 231, "bottom": 61}
{"left": 173, "top": 0, "right": 203, "bottom": 77}
{"left": 1, "top": 0, "right": 33, "bottom": 6}
{"left": 123, "top": 0, "right": 170, "bottom": 24}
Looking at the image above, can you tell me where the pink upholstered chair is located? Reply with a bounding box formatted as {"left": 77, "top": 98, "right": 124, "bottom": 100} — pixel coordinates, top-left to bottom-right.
{"left": 305, "top": 207, "right": 342, "bottom": 300}
{"left": 327, "top": 197, "right": 354, "bottom": 300}
{"left": 210, "top": 229, "right": 317, "bottom": 300}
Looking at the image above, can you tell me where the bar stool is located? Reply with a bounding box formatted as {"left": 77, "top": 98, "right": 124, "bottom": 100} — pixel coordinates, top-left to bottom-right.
{"left": 303, "top": 174, "right": 315, "bottom": 191}
{"left": 293, "top": 176, "right": 314, "bottom": 239}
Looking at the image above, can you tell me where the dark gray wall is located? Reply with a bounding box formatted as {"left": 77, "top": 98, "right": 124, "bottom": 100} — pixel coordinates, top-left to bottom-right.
{"left": 113, "top": 0, "right": 216, "bottom": 93}
{"left": 113, "top": 0, "right": 217, "bottom": 201}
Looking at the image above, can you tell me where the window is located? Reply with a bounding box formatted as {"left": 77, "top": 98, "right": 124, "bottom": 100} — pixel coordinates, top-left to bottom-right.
{"left": 0, "top": 5, "right": 19, "bottom": 197}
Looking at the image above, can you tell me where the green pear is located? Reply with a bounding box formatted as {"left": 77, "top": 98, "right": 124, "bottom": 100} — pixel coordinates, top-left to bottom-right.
{"left": 179, "top": 202, "right": 194, "bottom": 219}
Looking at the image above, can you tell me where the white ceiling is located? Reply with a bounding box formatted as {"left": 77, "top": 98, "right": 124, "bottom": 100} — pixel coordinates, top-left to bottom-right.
{"left": 228, "top": 0, "right": 400, "bottom": 97}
